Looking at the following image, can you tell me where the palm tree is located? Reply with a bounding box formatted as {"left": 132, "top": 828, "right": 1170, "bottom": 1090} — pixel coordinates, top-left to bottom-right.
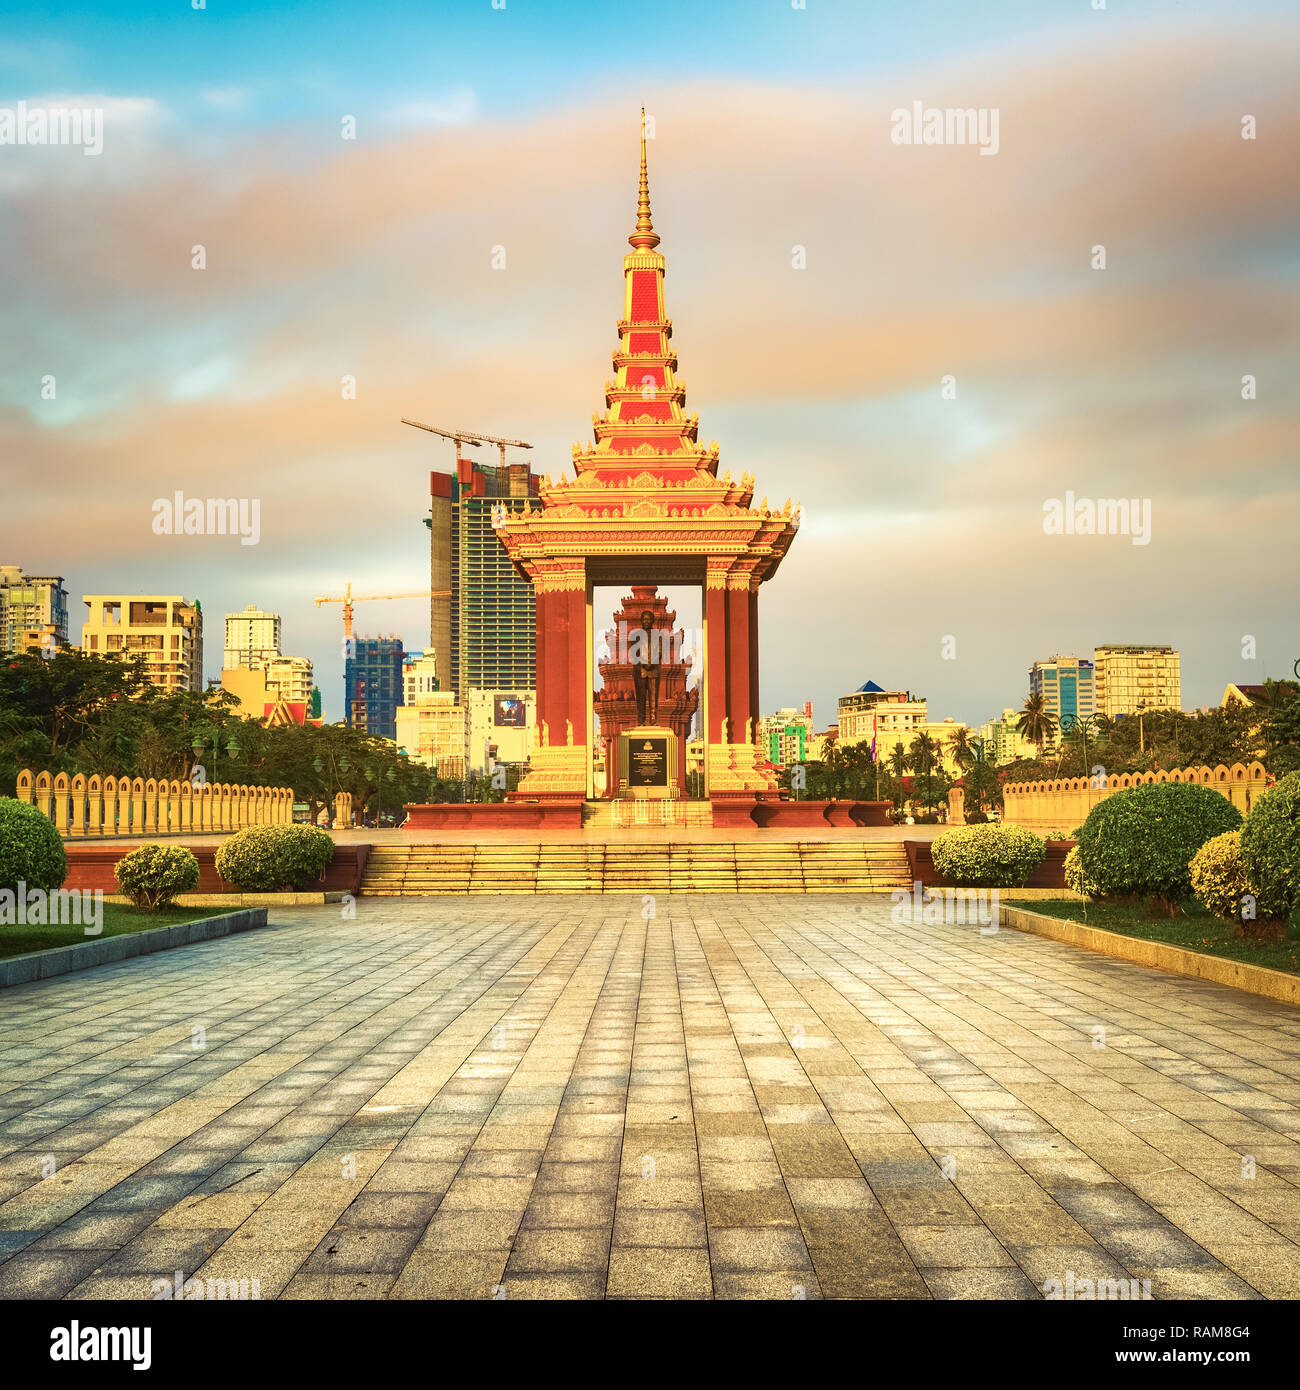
{"left": 947, "top": 727, "right": 974, "bottom": 770}
{"left": 1016, "top": 692, "right": 1056, "bottom": 756}
{"left": 886, "top": 740, "right": 910, "bottom": 814}
{"left": 887, "top": 740, "right": 910, "bottom": 781}
{"left": 909, "top": 731, "right": 941, "bottom": 813}
{"left": 909, "top": 731, "right": 939, "bottom": 778}
{"left": 1259, "top": 678, "right": 1300, "bottom": 712}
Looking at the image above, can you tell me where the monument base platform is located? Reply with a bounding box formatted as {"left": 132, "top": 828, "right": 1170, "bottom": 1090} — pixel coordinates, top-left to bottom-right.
{"left": 402, "top": 798, "right": 893, "bottom": 832}
{"left": 403, "top": 801, "right": 584, "bottom": 830}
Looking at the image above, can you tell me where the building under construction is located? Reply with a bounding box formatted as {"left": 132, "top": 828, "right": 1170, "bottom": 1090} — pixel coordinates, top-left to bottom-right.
{"left": 426, "top": 458, "right": 541, "bottom": 704}
{"left": 345, "top": 636, "right": 405, "bottom": 740}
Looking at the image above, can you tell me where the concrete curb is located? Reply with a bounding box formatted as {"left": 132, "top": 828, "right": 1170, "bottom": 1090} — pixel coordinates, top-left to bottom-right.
{"left": 0, "top": 908, "right": 268, "bottom": 989}
{"left": 925, "top": 887, "right": 1084, "bottom": 903}
{"left": 102, "top": 892, "right": 344, "bottom": 907}
{"left": 1000, "top": 904, "right": 1300, "bottom": 1007}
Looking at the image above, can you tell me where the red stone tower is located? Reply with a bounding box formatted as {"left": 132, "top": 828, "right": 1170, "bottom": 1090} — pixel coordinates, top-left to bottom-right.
{"left": 594, "top": 586, "right": 699, "bottom": 795}
{"left": 496, "top": 112, "right": 799, "bottom": 802}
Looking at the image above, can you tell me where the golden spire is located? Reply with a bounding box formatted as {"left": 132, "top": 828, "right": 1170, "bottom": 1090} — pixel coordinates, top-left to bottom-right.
{"left": 628, "top": 107, "right": 660, "bottom": 252}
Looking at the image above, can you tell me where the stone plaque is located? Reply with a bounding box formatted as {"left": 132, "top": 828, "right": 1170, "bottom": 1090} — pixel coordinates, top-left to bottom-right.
{"left": 617, "top": 726, "right": 678, "bottom": 799}
{"left": 629, "top": 735, "right": 669, "bottom": 789}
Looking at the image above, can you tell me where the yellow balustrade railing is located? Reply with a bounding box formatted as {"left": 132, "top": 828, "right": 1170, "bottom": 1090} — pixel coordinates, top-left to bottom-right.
{"left": 14, "top": 768, "right": 301, "bottom": 838}
{"left": 950, "top": 760, "right": 1271, "bottom": 829}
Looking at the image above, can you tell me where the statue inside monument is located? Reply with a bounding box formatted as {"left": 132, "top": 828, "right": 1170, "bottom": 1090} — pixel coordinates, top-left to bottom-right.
{"left": 632, "top": 608, "right": 662, "bottom": 725}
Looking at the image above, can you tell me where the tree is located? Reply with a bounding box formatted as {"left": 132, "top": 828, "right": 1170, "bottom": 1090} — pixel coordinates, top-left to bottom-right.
{"left": 908, "top": 732, "right": 940, "bottom": 781}
{"left": 0, "top": 649, "right": 151, "bottom": 775}
{"left": 963, "top": 760, "right": 1002, "bottom": 818}
{"left": 1263, "top": 686, "right": 1300, "bottom": 774}
{"left": 947, "top": 727, "right": 974, "bottom": 770}
{"left": 1016, "top": 692, "right": 1056, "bottom": 756}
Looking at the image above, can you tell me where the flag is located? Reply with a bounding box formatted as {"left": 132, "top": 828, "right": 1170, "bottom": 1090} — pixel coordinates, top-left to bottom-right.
{"left": 871, "top": 714, "right": 878, "bottom": 761}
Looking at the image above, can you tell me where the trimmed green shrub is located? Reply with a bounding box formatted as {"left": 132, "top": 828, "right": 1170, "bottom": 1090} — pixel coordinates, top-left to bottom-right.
{"left": 1063, "top": 845, "right": 1100, "bottom": 899}
{"left": 931, "top": 823, "right": 1046, "bottom": 888}
{"left": 1240, "top": 772, "right": 1300, "bottom": 925}
{"left": 215, "top": 824, "right": 335, "bottom": 891}
{"left": 0, "top": 798, "right": 67, "bottom": 893}
{"left": 114, "top": 844, "right": 200, "bottom": 911}
{"left": 1077, "top": 782, "right": 1241, "bottom": 912}
{"left": 1188, "top": 830, "right": 1254, "bottom": 922}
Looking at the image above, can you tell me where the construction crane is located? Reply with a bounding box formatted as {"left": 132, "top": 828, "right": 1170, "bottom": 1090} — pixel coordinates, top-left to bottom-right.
{"left": 314, "top": 582, "right": 451, "bottom": 640}
{"left": 401, "top": 418, "right": 533, "bottom": 467}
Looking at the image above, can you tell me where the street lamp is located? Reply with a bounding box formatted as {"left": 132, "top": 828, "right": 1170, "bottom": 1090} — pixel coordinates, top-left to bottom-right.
{"left": 191, "top": 727, "right": 240, "bottom": 782}
{"left": 1058, "top": 713, "right": 1105, "bottom": 782}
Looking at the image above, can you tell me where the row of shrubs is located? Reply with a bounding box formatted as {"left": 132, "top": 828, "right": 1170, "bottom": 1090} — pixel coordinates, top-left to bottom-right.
{"left": 1062, "top": 775, "right": 1299, "bottom": 937}
{"left": 930, "top": 823, "right": 1047, "bottom": 888}
{"left": 930, "top": 775, "right": 1300, "bottom": 938}
{"left": 0, "top": 798, "right": 334, "bottom": 912}
{"left": 117, "top": 824, "right": 335, "bottom": 908}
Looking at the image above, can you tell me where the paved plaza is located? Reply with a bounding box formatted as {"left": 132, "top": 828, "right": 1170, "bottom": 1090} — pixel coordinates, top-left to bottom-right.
{"left": 1, "top": 896, "right": 1299, "bottom": 1300}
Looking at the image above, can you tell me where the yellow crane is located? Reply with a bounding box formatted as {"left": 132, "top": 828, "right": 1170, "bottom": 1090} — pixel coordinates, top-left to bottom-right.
{"left": 401, "top": 418, "right": 533, "bottom": 467}
{"left": 314, "top": 582, "right": 451, "bottom": 640}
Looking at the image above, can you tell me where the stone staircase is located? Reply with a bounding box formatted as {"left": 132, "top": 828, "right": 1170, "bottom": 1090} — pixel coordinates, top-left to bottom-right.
{"left": 581, "top": 799, "right": 715, "bottom": 830}
{"left": 360, "top": 840, "right": 912, "bottom": 896}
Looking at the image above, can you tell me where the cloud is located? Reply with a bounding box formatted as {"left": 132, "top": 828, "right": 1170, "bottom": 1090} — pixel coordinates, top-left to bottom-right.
{"left": 201, "top": 87, "right": 249, "bottom": 113}
{"left": 3, "top": 24, "right": 1298, "bottom": 724}
{"left": 382, "top": 87, "right": 478, "bottom": 128}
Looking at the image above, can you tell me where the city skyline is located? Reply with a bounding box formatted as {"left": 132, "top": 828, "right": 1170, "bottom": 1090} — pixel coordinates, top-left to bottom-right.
{"left": 4, "top": 1, "right": 1298, "bottom": 726}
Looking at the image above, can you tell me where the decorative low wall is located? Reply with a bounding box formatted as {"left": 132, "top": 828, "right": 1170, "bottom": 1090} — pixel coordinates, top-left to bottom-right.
{"left": 403, "top": 802, "right": 586, "bottom": 830}
{"left": 15, "top": 768, "right": 297, "bottom": 838}
{"left": 906, "top": 838, "right": 1075, "bottom": 889}
{"left": 754, "top": 800, "right": 893, "bottom": 829}
{"left": 950, "top": 761, "right": 1270, "bottom": 832}
{"left": 59, "top": 843, "right": 370, "bottom": 894}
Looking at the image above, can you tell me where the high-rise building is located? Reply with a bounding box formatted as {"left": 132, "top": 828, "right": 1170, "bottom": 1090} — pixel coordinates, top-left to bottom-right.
{"left": 1, "top": 565, "right": 69, "bottom": 655}
{"left": 223, "top": 606, "right": 281, "bottom": 668}
{"left": 760, "top": 704, "right": 814, "bottom": 769}
{"left": 977, "top": 708, "right": 1038, "bottom": 763}
{"left": 836, "top": 680, "right": 969, "bottom": 772}
{"left": 1029, "top": 655, "right": 1096, "bottom": 724}
{"left": 221, "top": 655, "right": 315, "bottom": 718}
{"left": 401, "top": 650, "right": 440, "bottom": 706}
{"left": 82, "top": 595, "right": 204, "bottom": 692}
{"left": 426, "top": 459, "right": 540, "bottom": 703}
{"left": 466, "top": 688, "right": 535, "bottom": 775}
{"left": 396, "top": 693, "right": 465, "bottom": 775}
{"left": 346, "top": 637, "right": 404, "bottom": 739}
{"left": 1094, "top": 644, "right": 1181, "bottom": 717}
{"left": 837, "top": 681, "right": 928, "bottom": 746}
{"left": 395, "top": 649, "right": 461, "bottom": 771}
{"left": 219, "top": 605, "right": 314, "bottom": 719}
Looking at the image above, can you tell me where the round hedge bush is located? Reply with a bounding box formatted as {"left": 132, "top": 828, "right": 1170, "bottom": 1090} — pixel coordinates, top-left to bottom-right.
{"left": 0, "top": 797, "right": 67, "bottom": 893}
{"left": 1063, "top": 845, "right": 1100, "bottom": 899}
{"left": 1188, "top": 830, "right": 1254, "bottom": 921}
{"left": 114, "top": 844, "right": 200, "bottom": 911}
{"left": 1240, "top": 771, "right": 1300, "bottom": 925}
{"left": 1077, "top": 782, "right": 1242, "bottom": 910}
{"left": 931, "top": 823, "right": 1046, "bottom": 888}
{"left": 215, "top": 824, "right": 335, "bottom": 891}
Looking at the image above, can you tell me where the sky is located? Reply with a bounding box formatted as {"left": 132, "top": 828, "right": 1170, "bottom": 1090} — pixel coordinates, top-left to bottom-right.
{"left": 2, "top": 0, "right": 1298, "bottom": 728}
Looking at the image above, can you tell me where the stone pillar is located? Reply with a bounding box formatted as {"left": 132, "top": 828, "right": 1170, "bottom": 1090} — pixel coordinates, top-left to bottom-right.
{"left": 704, "top": 568, "right": 730, "bottom": 745}
{"left": 542, "top": 585, "right": 570, "bottom": 744}
{"left": 562, "top": 583, "right": 587, "bottom": 748}
{"left": 748, "top": 585, "right": 760, "bottom": 725}
{"left": 533, "top": 584, "right": 550, "bottom": 739}
{"left": 726, "top": 580, "right": 752, "bottom": 741}
{"left": 513, "top": 567, "right": 589, "bottom": 800}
